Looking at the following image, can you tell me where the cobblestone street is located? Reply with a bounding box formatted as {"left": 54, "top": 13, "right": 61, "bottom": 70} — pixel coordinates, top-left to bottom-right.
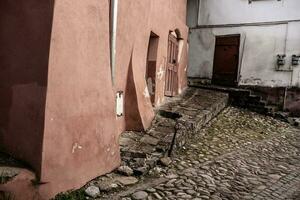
{"left": 103, "top": 107, "right": 300, "bottom": 200}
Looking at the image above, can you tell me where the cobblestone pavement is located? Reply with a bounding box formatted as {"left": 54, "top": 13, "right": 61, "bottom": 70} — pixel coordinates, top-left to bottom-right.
{"left": 119, "top": 88, "right": 228, "bottom": 177}
{"left": 105, "top": 107, "right": 300, "bottom": 200}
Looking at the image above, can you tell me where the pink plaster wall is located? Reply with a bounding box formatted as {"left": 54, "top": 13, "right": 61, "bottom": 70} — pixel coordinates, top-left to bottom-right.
{"left": 0, "top": 1, "right": 188, "bottom": 199}
{"left": 115, "top": 0, "right": 189, "bottom": 133}
{"left": 38, "top": 0, "right": 120, "bottom": 198}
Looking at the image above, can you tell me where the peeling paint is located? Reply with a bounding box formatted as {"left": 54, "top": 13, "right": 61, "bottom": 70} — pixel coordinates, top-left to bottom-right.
{"left": 157, "top": 64, "right": 164, "bottom": 80}
{"left": 240, "top": 77, "right": 286, "bottom": 87}
{"left": 146, "top": 77, "right": 154, "bottom": 95}
{"left": 143, "top": 86, "right": 150, "bottom": 98}
{"left": 72, "top": 143, "right": 83, "bottom": 154}
{"left": 157, "top": 97, "right": 161, "bottom": 105}
{"left": 170, "top": 31, "right": 177, "bottom": 37}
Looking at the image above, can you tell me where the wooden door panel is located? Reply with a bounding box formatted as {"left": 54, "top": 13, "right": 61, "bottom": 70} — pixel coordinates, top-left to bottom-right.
{"left": 165, "top": 34, "right": 179, "bottom": 97}
{"left": 216, "top": 37, "right": 239, "bottom": 46}
{"left": 214, "top": 46, "right": 238, "bottom": 72}
{"left": 213, "top": 35, "right": 240, "bottom": 86}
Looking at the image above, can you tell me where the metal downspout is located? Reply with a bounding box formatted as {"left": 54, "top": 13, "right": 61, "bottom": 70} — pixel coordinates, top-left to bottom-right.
{"left": 111, "top": 0, "right": 118, "bottom": 86}
{"left": 284, "top": 23, "right": 290, "bottom": 110}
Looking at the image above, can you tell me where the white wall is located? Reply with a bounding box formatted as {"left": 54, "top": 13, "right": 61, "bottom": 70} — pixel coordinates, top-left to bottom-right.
{"left": 187, "top": 0, "right": 199, "bottom": 27}
{"left": 198, "top": 0, "right": 300, "bottom": 26}
{"left": 188, "top": 22, "right": 300, "bottom": 87}
{"left": 287, "top": 22, "right": 300, "bottom": 87}
{"left": 187, "top": 0, "right": 300, "bottom": 87}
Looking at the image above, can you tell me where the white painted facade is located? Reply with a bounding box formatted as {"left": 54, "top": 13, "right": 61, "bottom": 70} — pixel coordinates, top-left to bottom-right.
{"left": 188, "top": 0, "right": 300, "bottom": 87}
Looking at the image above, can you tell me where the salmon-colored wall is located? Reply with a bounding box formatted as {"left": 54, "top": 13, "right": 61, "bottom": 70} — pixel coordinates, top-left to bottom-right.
{"left": 115, "top": 0, "right": 189, "bottom": 134}
{"left": 0, "top": 1, "right": 188, "bottom": 199}
{"left": 0, "top": 0, "right": 54, "bottom": 175}
{"left": 38, "top": 0, "right": 120, "bottom": 198}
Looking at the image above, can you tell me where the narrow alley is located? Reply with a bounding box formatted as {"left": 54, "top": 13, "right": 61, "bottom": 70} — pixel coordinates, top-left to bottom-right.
{"left": 1, "top": 1, "right": 300, "bottom": 199}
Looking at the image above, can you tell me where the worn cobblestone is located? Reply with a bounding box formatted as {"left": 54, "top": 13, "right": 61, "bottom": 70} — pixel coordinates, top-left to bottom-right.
{"left": 104, "top": 107, "right": 300, "bottom": 200}
{"left": 53, "top": 106, "right": 300, "bottom": 200}
{"left": 119, "top": 88, "right": 229, "bottom": 176}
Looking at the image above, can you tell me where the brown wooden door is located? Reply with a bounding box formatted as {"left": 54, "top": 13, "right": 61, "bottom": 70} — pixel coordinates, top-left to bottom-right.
{"left": 165, "top": 34, "right": 178, "bottom": 97}
{"left": 212, "top": 35, "right": 240, "bottom": 86}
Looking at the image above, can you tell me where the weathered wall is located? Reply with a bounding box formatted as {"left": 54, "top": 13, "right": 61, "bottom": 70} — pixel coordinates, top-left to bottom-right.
{"left": 197, "top": 0, "right": 300, "bottom": 26}
{"left": 115, "top": 0, "right": 189, "bottom": 133}
{"left": 187, "top": 0, "right": 199, "bottom": 27}
{"left": 39, "top": 0, "right": 120, "bottom": 198}
{"left": 188, "top": 0, "right": 300, "bottom": 87}
{"left": 189, "top": 23, "right": 300, "bottom": 87}
{"left": 286, "top": 88, "right": 300, "bottom": 116}
{"left": 39, "top": 0, "right": 189, "bottom": 198}
{"left": 0, "top": 1, "right": 189, "bottom": 198}
{"left": 287, "top": 22, "right": 300, "bottom": 87}
{"left": 0, "top": 0, "right": 53, "bottom": 175}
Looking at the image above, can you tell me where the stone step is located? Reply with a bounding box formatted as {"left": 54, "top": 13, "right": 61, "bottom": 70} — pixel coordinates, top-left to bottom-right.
{"left": 265, "top": 105, "right": 279, "bottom": 114}
{"left": 119, "top": 88, "right": 229, "bottom": 175}
{"left": 247, "top": 95, "right": 262, "bottom": 102}
{"left": 189, "top": 83, "right": 285, "bottom": 117}
{"left": 247, "top": 101, "right": 267, "bottom": 108}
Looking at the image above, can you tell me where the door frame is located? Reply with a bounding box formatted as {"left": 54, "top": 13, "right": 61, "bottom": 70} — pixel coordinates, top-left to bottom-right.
{"left": 145, "top": 32, "right": 159, "bottom": 105}
{"left": 212, "top": 34, "right": 241, "bottom": 86}
{"left": 165, "top": 33, "right": 179, "bottom": 97}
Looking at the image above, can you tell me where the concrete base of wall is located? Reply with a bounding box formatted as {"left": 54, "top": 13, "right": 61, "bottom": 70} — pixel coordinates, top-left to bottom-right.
{"left": 285, "top": 87, "right": 300, "bottom": 117}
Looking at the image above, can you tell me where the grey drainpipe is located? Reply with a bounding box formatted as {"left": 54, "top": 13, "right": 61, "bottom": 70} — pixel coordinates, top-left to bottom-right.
{"left": 110, "top": 0, "right": 118, "bottom": 86}
{"left": 283, "top": 23, "right": 290, "bottom": 111}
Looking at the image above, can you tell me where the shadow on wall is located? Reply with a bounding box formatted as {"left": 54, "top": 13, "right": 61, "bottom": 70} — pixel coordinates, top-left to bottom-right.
{"left": 0, "top": 0, "right": 54, "bottom": 176}
{"left": 125, "top": 53, "right": 144, "bottom": 131}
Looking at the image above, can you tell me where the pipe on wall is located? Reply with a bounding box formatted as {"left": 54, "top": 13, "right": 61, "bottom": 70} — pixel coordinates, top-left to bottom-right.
{"left": 110, "top": 0, "right": 118, "bottom": 86}
{"left": 282, "top": 22, "right": 295, "bottom": 111}
{"left": 285, "top": 22, "right": 294, "bottom": 87}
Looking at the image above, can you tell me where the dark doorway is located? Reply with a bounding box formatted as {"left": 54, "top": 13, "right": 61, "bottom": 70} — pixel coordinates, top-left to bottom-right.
{"left": 146, "top": 32, "right": 159, "bottom": 105}
{"left": 212, "top": 35, "right": 240, "bottom": 86}
{"left": 165, "top": 33, "right": 179, "bottom": 97}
